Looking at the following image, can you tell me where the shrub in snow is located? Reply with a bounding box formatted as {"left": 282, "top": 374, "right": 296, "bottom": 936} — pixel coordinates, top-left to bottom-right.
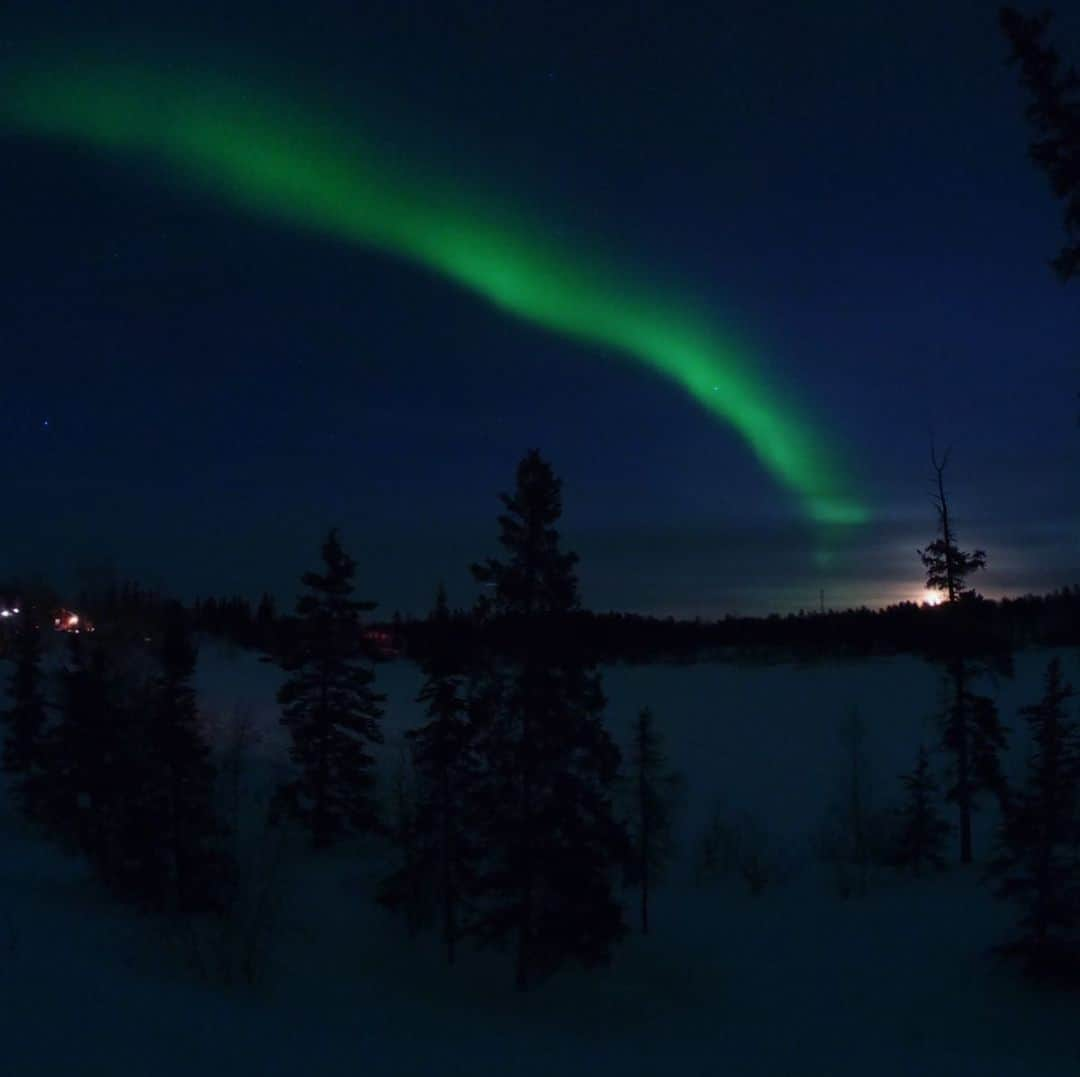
{"left": 888, "top": 745, "right": 951, "bottom": 876}
{"left": 176, "top": 705, "right": 296, "bottom": 989}
{"left": 694, "top": 806, "right": 793, "bottom": 896}
{"left": 811, "top": 709, "right": 896, "bottom": 898}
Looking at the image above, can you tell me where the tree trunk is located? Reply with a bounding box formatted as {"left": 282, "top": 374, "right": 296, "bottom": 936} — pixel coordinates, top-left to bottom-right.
{"left": 952, "top": 660, "right": 973, "bottom": 864}
{"left": 515, "top": 853, "right": 533, "bottom": 992}
{"left": 641, "top": 857, "right": 649, "bottom": 935}
{"left": 515, "top": 678, "right": 535, "bottom": 992}
{"left": 640, "top": 768, "right": 650, "bottom": 934}
{"left": 441, "top": 758, "right": 455, "bottom": 966}
{"left": 935, "top": 449, "right": 958, "bottom": 603}
{"left": 314, "top": 669, "right": 330, "bottom": 849}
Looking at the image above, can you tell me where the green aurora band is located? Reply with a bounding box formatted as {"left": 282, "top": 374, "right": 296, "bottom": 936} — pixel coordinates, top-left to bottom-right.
{"left": 3, "top": 60, "right": 868, "bottom": 526}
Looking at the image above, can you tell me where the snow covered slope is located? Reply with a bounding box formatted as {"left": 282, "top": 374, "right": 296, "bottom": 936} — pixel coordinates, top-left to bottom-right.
{"left": 1, "top": 643, "right": 1077, "bottom": 1076}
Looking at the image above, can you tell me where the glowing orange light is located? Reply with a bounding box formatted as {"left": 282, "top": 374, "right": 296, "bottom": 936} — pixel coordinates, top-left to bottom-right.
{"left": 53, "top": 608, "right": 92, "bottom": 633}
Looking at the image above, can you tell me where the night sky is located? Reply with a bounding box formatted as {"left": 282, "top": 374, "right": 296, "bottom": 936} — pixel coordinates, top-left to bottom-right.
{"left": 3, "top": 1, "right": 1078, "bottom": 616}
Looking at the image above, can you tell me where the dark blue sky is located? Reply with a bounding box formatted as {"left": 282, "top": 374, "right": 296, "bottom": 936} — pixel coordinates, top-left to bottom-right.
{"left": 3, "top": 1, "right": 1078, "bottom": 615}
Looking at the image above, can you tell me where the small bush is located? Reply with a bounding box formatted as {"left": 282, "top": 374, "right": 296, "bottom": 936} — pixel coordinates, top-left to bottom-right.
{"left": 694, "top": 805, "right": 794, "bottom": 896}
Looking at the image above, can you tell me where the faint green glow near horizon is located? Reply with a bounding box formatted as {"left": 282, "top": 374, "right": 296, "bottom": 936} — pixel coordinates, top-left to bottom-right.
{"left": 2, "top": 59, "right": 869, "bottom": 526}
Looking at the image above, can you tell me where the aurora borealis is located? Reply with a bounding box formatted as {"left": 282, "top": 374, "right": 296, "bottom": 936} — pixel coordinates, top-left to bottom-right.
{"left": 2, "top": 57, "right": 866, "bottom": 527}
{"left": 3, "top": 1, "right": 1077, "bottom": 615}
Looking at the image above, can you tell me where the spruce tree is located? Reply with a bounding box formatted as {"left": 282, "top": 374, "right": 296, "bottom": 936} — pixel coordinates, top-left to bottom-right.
{"left": 40, "top": 636, "right": 159, "bottom": 901}
{"left": 937, "top": 679, "right": 1010, "bottom": 865}
{"left": 969, "top": 691, "right": 1012, "bottom": 813}
{"left": 891, "top": 745, "right": 950, "bottom": 875}
{"left": 46, "top": 637, "right": 123, "bottom": 876}
{"left": 1, "top": 608, "right": 48, "bottom": 822}
{"left": 134, "top": 607, "right": 225, "bottom": 912}
{"left": 379, "top": 585, "right": 478, "bottom": 963}
{"left": 1000, "top": 8, "right": 1080, "bottom": 281}
{"left": 277, "top": 529, "right": 385, "bottom": 849}
{"left": 918, "top": 445, "right": 1006, "bottom": 862}
{"left": 470, "top": 450, "right": 629, "bottom": 989}
{"left": 624, "top": 707, "right": 683, "bottom": 934}
{"left": 987, "top": 658, "right": 1080, "bottom": 979}
{"left": 917, "top": 446, "right": 986, "bottom": 606}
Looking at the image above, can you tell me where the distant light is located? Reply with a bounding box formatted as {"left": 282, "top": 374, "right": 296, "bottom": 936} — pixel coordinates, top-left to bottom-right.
{"left": 0, "top": 610, "right": 10, "bottom": 618}
{"left": 12, "top": 607, "right": 19, "bottom": 614}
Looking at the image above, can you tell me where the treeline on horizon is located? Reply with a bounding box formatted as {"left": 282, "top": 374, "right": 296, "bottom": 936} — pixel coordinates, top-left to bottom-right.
{"left": 47, "top": 583, "right": 1080, "bottom": 665}
{"left": 3, "top": 576, "right": 1078, "bottom": 667}
{"left": 393, "top": 590, "right": 1080, "bottom": 666}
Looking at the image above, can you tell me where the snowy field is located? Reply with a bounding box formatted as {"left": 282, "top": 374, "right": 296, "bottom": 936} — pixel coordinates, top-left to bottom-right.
{"left": 2, "top": 642, "right": 1078, "bottom": 1076}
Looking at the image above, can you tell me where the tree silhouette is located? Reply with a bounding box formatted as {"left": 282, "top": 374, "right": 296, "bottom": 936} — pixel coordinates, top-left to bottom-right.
{"left": 987, "top": 658, "right": 1080, "bottom": 980}
{"left": 624, "top": 707, "right": 683, "bottom": 933}
{"left": 891, "top": 745, "right": 951, "bottom": 875}
{"left": 134, "top": 607, "right": 226, "bottom": 912}
{"left": 45, "top": 637, "right": 126, "bottom": 879}
{"left": 1, "top": 608, "right": 48, "bottom": 823}
{"left": 918, "top": 445, "right": 1002, "bottom": 863}
{"left": 469, "top": 450, "right": 629, "bottom": 989}
{"left": 391, "top": 585, "right": 479, "bottom": 962}
{"left": 933, "top": 673, "right": 1010, "bottom": 866}
{"left": 918, "top": 445, "right": 986, "bottom": 605}
{"left": 1000, "top": 7, "right": 1080, "bottom": 280}
{"left": 276, "top": 530, "right": 385, "bottom": 849}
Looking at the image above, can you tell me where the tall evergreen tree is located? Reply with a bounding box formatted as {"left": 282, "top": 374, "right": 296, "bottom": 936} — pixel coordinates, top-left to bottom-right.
{"left": 46, "top": 637, "right": 124, "bottom": 876}
{"left": 624, "top": 707, "right": 683, "bottom": 934}
{"left": 932, "top": 674, "right": 1010, "bottom": 866}
{"left": 918, "top": 445, "right": 1005, "bottom": 863}
{"left": 133, "top": 607, "right": 226, "bottom": 912}
{"left": 1, "top": 608, "right": 48, "bottom": 822}
{"left": 891, "top": 745, "right": 951, "bottom": 875}
{"left": 276, "top": 530, "right": 385, "bottom": 849}
{"left": 987, "top": 658, "right": 1080, "bottom": 979}
{"left": 379, "top": 585, "right": 478, "bottom": 963}
{"left": 969, "top": 691, "right": 1013, "bottom": 813}
{"left": 917, "top": 445, "right": 986, "bottom": 606}
{"left": 470, "top": 450, "right": 629, "bottom": 989}
{"left": 1000, "top": 8, "right": 1080, "bottom": 280}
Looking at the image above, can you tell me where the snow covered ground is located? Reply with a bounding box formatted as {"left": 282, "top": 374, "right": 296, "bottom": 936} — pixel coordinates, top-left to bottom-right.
{"left": 2, "top": 641, "right": 1078, "bottom": 1076}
